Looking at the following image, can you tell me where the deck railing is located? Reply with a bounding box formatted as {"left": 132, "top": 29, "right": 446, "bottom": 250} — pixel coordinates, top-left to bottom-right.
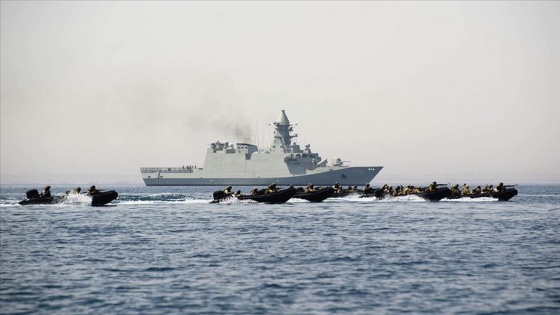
{"left": 141, "top": 167, "right": 198, "bottom": 173}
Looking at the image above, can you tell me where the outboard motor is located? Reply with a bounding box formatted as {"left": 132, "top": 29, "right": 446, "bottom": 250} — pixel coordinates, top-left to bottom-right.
{"left": 26, "top": 189, "right": 40, "bottom": 199}
{"left": 213, "top": 190, "right": 226, "bottom": 200}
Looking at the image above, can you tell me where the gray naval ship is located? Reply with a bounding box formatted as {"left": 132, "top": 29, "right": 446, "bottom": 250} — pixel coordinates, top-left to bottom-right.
{"left": 141, "top": 110, "right": 383, "bottom": 186}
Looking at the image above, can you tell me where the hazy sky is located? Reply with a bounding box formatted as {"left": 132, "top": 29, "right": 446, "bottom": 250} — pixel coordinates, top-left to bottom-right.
{"left": 2, "top": 1, "right": 559, "bottom": 185}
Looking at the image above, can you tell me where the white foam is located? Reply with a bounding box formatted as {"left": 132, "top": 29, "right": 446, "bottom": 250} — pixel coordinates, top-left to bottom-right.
{"left": 61, "top": 194, "right": 93, "bottom": 205}
{"left": 118, "top": 199, "right": 211, "bottom": 205}
{"left": 441, "top": 197, "right": 497, "bottom": 202}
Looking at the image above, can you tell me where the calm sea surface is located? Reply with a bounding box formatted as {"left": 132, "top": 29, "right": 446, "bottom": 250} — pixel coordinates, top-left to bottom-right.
{"left": 1, "top": 184, "right": 559, "bottom": 314}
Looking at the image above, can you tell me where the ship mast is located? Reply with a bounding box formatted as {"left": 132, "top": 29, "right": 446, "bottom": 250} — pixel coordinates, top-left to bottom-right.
{"left": 271, "top": 110, "right": 297, "bottom": 152}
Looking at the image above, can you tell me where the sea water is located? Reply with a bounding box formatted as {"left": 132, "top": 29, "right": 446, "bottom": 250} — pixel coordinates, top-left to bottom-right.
{"left": 1, "top": 184, "right": 559, "bottom": 314}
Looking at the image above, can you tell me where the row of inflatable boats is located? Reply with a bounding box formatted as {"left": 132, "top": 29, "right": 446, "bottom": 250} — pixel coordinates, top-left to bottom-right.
{"left": 212, "top": 184, "right": 334, "bottom": 204}
{"left": 212, "top": 183, "right": 518, "bottom": 204}
{"left": 393, "top": 185, "right": 518, "bottom": 202}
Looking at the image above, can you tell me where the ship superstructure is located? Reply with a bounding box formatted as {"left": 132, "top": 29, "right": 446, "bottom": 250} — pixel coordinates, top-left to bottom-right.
{"left": 140, "top": 110, "right": 382, "bottom": 186}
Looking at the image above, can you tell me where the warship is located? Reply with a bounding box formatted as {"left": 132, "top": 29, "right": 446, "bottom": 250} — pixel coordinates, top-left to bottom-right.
{"left": 140, "top": 110, "right": 383, "bottom": 186}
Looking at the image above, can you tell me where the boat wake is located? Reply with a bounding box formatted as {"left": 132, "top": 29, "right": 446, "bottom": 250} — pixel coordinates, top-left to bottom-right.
{"left": 117, "top": 199, "right": 211, "bottom": 205}
{"left": 60, "top": 194, "right": 93, "bottom": 205}
{"left": 441, "top": 196, "right": 497, "bottom": 202}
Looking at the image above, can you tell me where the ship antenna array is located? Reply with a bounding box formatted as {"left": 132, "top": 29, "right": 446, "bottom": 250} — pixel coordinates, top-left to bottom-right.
{"left": 254, "top": 121, "right": 258, "bottom": 148}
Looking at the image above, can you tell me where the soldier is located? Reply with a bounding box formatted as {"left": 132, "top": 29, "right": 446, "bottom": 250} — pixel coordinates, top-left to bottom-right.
{"left": 305, "top": 183, "right": 315, "bottom": 193}
{"left": 426, "top": 181, "right": 437, "bottom": 193}
{"left": 41, "top": 185, "right": 52, "bottom": 197}
{"left": 266, "top": 183, "right": 278, "bottom": 194}
{"left": 462, "top": 183, "right": 470, "bottom": 195}
{"left": 333, "top": 182, "right": 342, "bottom": 193}
{"left": 403, "top": 185, "right": 411, "bottom": 195}
{"left": 87, "top": 185, "right": 100, "bottom": 196}
{"left": 224, "top": 185, "right": 233, "bottom": 196}
{"left": 451, "top": 184, "right": 461, "bottom": 197}
{"left": 496, "top": 182, "right": 504, "bottom": 192}
{"left": 472, "top": 185, "right": 482, "bottom": 194}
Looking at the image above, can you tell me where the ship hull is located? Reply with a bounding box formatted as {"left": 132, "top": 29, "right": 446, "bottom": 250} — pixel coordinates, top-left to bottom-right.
{"left": 142, "top": 166, "right": 382, "bottom": 186}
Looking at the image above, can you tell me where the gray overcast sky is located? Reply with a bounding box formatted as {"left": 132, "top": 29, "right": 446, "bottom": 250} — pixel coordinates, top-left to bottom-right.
{"left": 1, "top": 1, "right": 559, "bottom": 185}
